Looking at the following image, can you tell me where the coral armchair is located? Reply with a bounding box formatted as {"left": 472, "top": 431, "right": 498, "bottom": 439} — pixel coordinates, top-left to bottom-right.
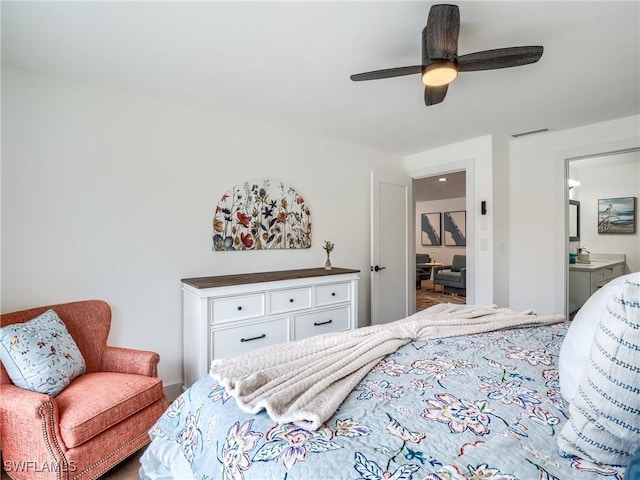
{"left": 0, "top": 300, "right": 168, "bottom": 480}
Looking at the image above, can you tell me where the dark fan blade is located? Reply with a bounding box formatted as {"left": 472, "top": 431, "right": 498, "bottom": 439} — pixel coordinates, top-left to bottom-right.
{"left": 457, "top": 46, "right": 543, "bottom": 72}
{"left": 423, "top": 4, "right": 460, "bottom": 63}
{"left": 350, "top": 65, "right": 422, "bottom": 81}
{"left": 425, "top": 84, "right": 448, "bottom": 106}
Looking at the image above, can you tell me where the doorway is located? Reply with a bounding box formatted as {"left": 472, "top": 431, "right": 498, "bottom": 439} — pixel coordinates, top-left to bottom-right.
{"left": 566, "top": 148, "right": 640, "bottom": 315}
{"left": 414, "top": 171, "right": 467, "bottom": 311}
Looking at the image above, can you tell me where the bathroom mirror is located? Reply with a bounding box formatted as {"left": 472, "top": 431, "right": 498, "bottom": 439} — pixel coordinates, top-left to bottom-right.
{"left": 569, "top": 200, "right": 580, "bottom": 241}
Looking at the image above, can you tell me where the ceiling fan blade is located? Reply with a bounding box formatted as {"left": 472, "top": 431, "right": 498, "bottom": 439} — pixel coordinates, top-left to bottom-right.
{"left": 457, "top": 46, "right": 543, "bottom": 72}
{"left": 350, "top": 65, "right": 422, "bottom": 81}
{"left": 423, "top": 4, "right": 460, "bottom": 63}
{"left": 425, "top": 84, "right": 448, "bottom": 106}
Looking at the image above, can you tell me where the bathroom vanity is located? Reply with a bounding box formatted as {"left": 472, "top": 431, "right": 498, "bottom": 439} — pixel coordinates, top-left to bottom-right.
{"left": 569, "top": 254, "right": 626, "bottom": 311}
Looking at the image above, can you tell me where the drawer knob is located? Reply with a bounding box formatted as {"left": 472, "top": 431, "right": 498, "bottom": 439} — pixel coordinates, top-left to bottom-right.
{"left": 240, "top": 334, "right": 266, "bottom": 343}
{"left": 314, "top": 319, "right": 333, "bottom": 326}
{"left": 331, "top": 292, "right": 336, "bottom": 296}
{"left": 289, "top": 298, "right": 294, "bottom": 303}
{"left": 237, "top": 306, "right": 243, "bottom": 311}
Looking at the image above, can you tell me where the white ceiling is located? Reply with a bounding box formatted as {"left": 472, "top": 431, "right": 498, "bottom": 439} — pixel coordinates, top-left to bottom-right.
{"left": 2, "top": 1, "right": 639, "bottom": 157}
{"left": 415, "top": 171, "right": 466, "bottom": 202}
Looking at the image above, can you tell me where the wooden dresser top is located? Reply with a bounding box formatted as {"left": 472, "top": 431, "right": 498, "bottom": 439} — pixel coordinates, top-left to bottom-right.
{"left": 182, "top": 267, "right": 360, "bottom": 289}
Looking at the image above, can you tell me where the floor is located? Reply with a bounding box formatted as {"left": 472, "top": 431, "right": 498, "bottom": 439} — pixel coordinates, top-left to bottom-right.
{"left": 416, "top": 279, "right": 466, "bottom": 311}
{"left": 1, "top": 450, "right": 144, "bottom": 480}
{"left": 98, "top": 451, "right": 144, "bottom": 479}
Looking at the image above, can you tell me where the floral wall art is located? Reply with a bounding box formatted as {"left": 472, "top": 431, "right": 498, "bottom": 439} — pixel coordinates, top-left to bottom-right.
{"left": 213, "top": 180, "right": 311, "bottom": 251}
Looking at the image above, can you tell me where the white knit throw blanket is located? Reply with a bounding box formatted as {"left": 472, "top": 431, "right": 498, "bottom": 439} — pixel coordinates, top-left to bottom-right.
{"left": 210, "top": 303, "right": 564, "bottom": 430}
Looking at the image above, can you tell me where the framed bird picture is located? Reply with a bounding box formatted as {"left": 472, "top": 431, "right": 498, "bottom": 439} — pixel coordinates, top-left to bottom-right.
{"left": 598, "top": 197, "right": 636, "bottom": 234}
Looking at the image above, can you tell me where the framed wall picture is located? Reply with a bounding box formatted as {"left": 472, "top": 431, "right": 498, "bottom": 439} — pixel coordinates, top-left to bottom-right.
{"left": 444, "top": 210, "right": 466, "bottom": 246}
{"left": 421, "top": 212, "right": 441, "bottom": 246}
{"left": 212, "top": 179, "right": 311, "bottom": 250}
{"left": 598, "top": 197, "right": 636, "bottom": 234}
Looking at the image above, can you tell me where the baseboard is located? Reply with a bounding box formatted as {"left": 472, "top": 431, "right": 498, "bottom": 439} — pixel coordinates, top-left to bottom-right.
{"left": 163, "top": 382, "right": 183, "bottom": 402}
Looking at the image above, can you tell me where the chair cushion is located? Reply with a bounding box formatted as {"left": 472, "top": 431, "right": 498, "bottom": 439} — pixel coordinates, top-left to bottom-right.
{"left": 0, "top": 309, "right": 86, "bottom": 396}
{"left": 451, "top": 255, "right": 466, "bottom": 272}
{"left": 416, "top": 254, "right": 430, "bottom": 264}
{"left": 436, "top": 272, "right": 462, "bottom": 284}
{"left": 57, "top": 372, "right": 164, "bottom": 448}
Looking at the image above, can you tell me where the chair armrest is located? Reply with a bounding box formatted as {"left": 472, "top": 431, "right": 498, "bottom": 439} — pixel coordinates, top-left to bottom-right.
{"left": 101, "top": 346, "right": 160, "bottom": 377}
{"left": 0, "top": 384, "right": 66, "bottom": 468}
{"left": 0, "top": 383, "right": 55, "bottom": 419}
{"left": 460, "top": 267, "right": 467, "bottom": 280}
{"left": 434, "top": 265, "right": 452, "bottom": 273}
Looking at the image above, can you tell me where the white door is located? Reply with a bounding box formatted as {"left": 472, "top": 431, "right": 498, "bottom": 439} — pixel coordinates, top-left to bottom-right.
{"left": 370, "top": 172, "right": 412, "bottom": 325}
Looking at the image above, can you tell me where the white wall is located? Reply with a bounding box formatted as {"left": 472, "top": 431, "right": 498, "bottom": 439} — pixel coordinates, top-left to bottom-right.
{"left": 509, "top": 115, "right": 640, "bottom": 315}
{"left": 404, "top": 135, "right": 494, "bottom": 307}
{"left": 569, "top": 151, "right": 639, "bottom": 272}
{"left": 490, "top": 139, "right": 511, "bottom": 308}
{"left": 1, "top": 68, "right": 405, "bottom": 389}
{"left": 415, "top": 197, "right": 466, "bottom": 267}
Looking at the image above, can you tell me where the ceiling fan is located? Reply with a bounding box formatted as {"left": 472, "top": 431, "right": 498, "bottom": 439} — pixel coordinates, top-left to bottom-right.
{"left": 350, "top": 4, "right": 543, "bottom": 106}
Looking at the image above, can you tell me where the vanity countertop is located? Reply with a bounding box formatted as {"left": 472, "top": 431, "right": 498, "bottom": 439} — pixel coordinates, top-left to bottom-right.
{"left": 569, "top": 254, "right": 625, "bottom": 272}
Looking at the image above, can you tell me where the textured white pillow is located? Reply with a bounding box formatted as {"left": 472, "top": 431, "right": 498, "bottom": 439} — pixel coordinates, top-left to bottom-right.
{"left": 558, "top": 279, "right": 640, "bottom": 466}
{"left": 559, "top": 272, "right": 640, "bottom": 402}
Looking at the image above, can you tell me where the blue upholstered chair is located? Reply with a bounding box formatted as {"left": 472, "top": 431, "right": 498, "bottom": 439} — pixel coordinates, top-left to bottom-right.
{"left": 416, "top": 254, "right": 431, "bottom": 289}
{"left": 434, "top": 255, "right": 466, "bottom": 295}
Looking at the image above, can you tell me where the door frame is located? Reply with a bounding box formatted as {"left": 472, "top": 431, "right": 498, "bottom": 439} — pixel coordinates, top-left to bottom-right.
{"left": 564, "top": 145, "right": 640, "bottom": 317}
{"left": 410, "top": 164, "right": 476, "bottom": 306}
{"left": 403, "top": 135, "right": 496, "bottom": 307}
{"left": 413, "top": 172, "right": 467, "bottom": 306}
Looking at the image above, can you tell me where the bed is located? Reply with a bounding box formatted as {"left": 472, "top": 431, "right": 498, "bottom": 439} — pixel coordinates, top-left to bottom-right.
{"left": 140, "top": 276, "right": 639, "bottom": 480}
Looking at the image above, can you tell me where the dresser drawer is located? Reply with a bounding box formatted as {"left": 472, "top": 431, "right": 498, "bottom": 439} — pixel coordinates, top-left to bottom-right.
{"left": 293, "top": 306, "right": 350, "bottom": 340}
{"left": 211, "top": 317, "right": 288, "bottom": 360}
{"left": 268, "top": 287, "right": 312, "bottom": 314}
{"left": 211, "top": 293, "right": 265, "bottom": 325}
{"left": 315, "top": 282, "right": 351, "bottom": 307}
{"left": 183, "top": 269, "right": 359, "bottom": 388}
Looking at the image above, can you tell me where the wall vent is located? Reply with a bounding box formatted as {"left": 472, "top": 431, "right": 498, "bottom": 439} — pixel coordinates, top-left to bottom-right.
{"left": 511, "top": 128, "right": 554, "bottom": 139}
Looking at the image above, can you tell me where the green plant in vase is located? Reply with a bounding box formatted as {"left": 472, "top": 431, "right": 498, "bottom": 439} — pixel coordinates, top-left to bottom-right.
{"left": 323, "top": 241, "right": 335, "bottom": 270}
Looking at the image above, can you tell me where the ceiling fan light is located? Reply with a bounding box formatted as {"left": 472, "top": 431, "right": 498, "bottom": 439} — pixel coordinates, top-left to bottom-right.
{"left": 421, "top": 61, "right": 458, "bottom": 86}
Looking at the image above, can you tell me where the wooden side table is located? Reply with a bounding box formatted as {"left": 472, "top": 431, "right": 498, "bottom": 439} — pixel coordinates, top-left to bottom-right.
{"left": 419, "top": 262, "right": 443, "bottom": 291}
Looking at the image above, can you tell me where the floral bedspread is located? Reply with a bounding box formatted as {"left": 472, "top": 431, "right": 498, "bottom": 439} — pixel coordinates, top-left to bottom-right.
{"left": 141, "top": 323, "right": 626, "bottom": 480}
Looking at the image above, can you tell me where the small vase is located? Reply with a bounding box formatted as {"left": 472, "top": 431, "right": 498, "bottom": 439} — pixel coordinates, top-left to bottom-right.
{"left": 324, "top": 253, "right": 332, "bottom": 270}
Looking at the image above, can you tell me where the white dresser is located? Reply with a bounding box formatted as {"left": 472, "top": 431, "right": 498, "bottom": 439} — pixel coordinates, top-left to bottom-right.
{"left": 181, "top": 267, "right": 360, "bottom": 388}
{"left": 569, "top": 254, "right": 626, "bottom": 311}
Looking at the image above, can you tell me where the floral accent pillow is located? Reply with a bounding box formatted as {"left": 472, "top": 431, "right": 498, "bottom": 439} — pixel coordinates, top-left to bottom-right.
{"left": 0, "top": 309, "right": 86, "bottom": 396}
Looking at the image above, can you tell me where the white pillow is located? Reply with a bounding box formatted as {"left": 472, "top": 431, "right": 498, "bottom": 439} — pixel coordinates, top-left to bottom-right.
{"left": 558, "top": 279, "right": 640, "bottom": 466}
{"left": 559, "top": 272, "right": 640, "bottom": 402}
